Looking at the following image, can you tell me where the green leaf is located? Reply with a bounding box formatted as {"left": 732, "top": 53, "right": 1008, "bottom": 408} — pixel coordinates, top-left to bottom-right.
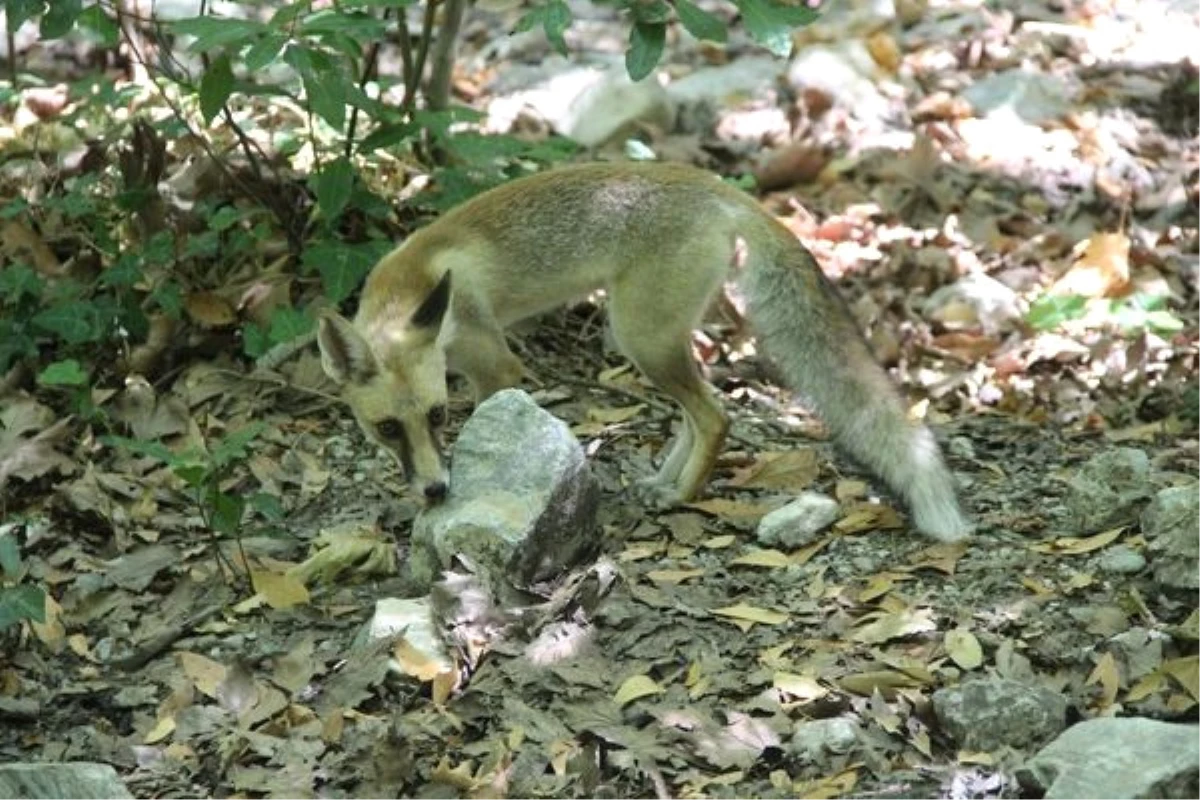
{"left": 515, "top": 0, "right": 572, "bottom": 56}
{"left": 1026, "top": 294, "right": 1088, "bottom": 331}
{"left": 208, "top": 490, "right": 245, "bottom": 536}
{"left": 32, "top": 301, "right": 97, "bottom": 344}
{"left": 243, "top": 322, "right": 269, "bottom": 358}
{"left": 211, "top": 422, "right": 266, "bottom": 468}
{"left": 268, "top": 306, "right": 314, "bottom": 344}
{"left": 0, "top": 532, "right": 21, "bottom": 578}
{"left": 40, "top": 0, "right": 82, "bottom": 39}
{"left": 200, "top": 54, "right": 234, "bottom": 124}
{"left": 171, "top": 16, "right": 269, "bottom": 51}
{"left": 1143, "top": 310, "right": 1184, "bottom": 334}
{"left": 38, "top": 359, "right": 89, "bottom": 387}
{"left": 0, "top": 264, "right": 43, "bottom": 302}
{"left": 626, "top": 22, "right": 666, "bottom": 81}
{"left": 244, "top": 32, "right": 288, "bottom": 72}
{"left": 313, "top": 157, "right": 354, "bottom": 221}
{"left": 0, "top": 584, "right": 46, "bottom": 631}
{"left": 675, "top": 0, "right": 726, "bottom": 43}
{"left": 734, "top": 0, "right": 817, "bottom": 57}
{"left": 77, "top": 4, "right": 119, "bottom": 46}
{"left": 304, "top": 241, "right": 378, "bottom": 304}
{"left": 285, "top": 45, "right": 347, "bottom": 128}
{"left": 5, "top": 0, "right": 43, "bottom": 33}
{"left": 299, "top": 9, "right": 386, "bottom": 40}
{"left": 248, "top": 491, "right": 284, "bottom": 522}
{"left": 102, "top": 435, "right": 176, "bottom": 464}
{"left": 630, "top": 0, "right": 671, "bottom": 24}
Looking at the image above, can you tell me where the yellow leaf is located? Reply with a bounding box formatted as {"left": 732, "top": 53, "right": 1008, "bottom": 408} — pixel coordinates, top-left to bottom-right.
{"left": 957, "top": 750, "right": 996, "bottom": 765}
{"left": 835, "top": 503, "right": 904, "bottom": 534}
{"left": 835, "top": 479, "right": 868, "bottom": 502}
{"left": 773, "top": 671, "right": 828, "bottom": 702}
{"left": 393, "top": 639, "right": 453, "bottom": 683}
{"left": 614, "top": 674, "right": 664, "bottom": 707}
{"left": 711, "top": 603, "right": 789, "bottom": 629}
{"left": 177, "top": 651, "right": 226, "bottom": 698}
{"left": 730, "top": 549, "right": 792, "bottom": 569}
{"left": 1128, "top": 671, "right": 1166, "bottom": 702}
{"left": 252, "top": 569, "right": 310, "bottom": 610}
{"left": 851, "top": 608, "right": 935, "bottom": 644}
{"left": 619, "top": 542, "right": 664, "bottom": 562}
{"left": 793, "top": 767, "right": 858, "bottom": 799}
{"left": 944, "top": 627, "right": 984, "bottom": 670}
{"left": 1021, "top": 576, "right": 1056, "bottom": 596}
{"left": 686, "top": 498, "right": 773, "bottom": 521}
{"left": 702, "top": 534, "right": 738, "bottom": 549}
{"left": 143, "top": 715, "right": 176, "bottom": 744}
{"left": 838, "top": 670, "right": 923, "bottom": 697}
{"left": 728, "top": 449, "right": 820, "bottom": 491}
{"left": 857, "top": 572, "right": 902, "bottom": 603}
{"left": 646, "top": 568, "right": 705, "bottom": 585}
{"left": 1162, "top": 656, "right": 1200, "bottom": 701}
{"left": 587, "top": 404, "right": 646, "bottom": 424}
{"left": 1030, "top": 527, "right": 1125, "bottom": 555}
{"left": 1087, "top": 652, "right": 1121, "bottom": 709}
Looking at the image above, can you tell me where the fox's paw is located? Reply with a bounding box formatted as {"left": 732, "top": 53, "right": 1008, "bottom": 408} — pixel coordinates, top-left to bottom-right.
{"left": 631, "top": 475, "right": 686, "bottom": 511}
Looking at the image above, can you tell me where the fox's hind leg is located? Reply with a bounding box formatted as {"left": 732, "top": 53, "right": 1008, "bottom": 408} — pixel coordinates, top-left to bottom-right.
{"left": 606, "top": 271, "right": 729, "bottom": 505}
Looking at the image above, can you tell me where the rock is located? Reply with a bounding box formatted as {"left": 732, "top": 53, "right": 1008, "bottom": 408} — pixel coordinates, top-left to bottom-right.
{"left": 409, "top": 390, "right": 599, "bottom": 591}
{"left": 1141, "top": 482, "right": 1200, "bottom": 590}
{"left": 0, "top": 762, "right": 132, "bottom": 799}
{"left": 784, "top": 42, "right": 894, "bottom": 130}
{"left": 1065, "top": 448, "right": 1154, "bottom": 533}
{"left": 790, "top": 717, "right": 860, "bottom": 763}
{"left": 486, "top": 62, "right": 675, "bottom": 149}
{"left": 1096, "top": 544, "right": 1147, "bottom": 575}
{"left": 366, "top": 597, "right": 454, "bottom": 679}
{"left": 932, "top": 676, "right": 1068, "bottom": 752}
{"left": 755, "top": 492, "right": 841, "bottom": 549}
{"left": 1017, "top": 718, "right": 1199, "bottom": 799}
{"left": 923, "top": 271, "right": 1024, "bottom": 335}
{"left": 666, "top": 56, "right": 783, "bottom": 136}
{"left": 962, "top": 70, "right": 1073, "bottom": 125}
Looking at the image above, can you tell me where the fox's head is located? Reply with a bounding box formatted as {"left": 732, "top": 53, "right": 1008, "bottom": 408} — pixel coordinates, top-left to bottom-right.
{"left": 317, "top": 272, "right": 453, "bottom": 503}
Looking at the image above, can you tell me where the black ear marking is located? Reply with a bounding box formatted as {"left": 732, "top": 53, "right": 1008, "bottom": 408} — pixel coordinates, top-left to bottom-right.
{"left": 317, "top": 313, "right": 377, "bottom": 385}
{"left": 411, "top": 271, "right": 452, "bottom": 330}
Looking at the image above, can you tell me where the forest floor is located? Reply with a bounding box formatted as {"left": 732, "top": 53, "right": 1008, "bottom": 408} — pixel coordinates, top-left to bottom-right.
{"left": 1, "top": 0, "right": 1198, "bottom": 798}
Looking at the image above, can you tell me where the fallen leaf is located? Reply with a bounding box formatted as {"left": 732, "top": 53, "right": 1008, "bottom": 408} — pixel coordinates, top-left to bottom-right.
{"left": 614, "top": 674, "right": 664, "bottom": 706}
{"left": 773, "top": 671, "right": 828, "bottom": 702}
{"left": 711, "top": 603, "right": 789, "bottom": 631}
{"left": 728, "top": 449, "right": 819, "bottom": 491}
{"left": 1030, "top": 527, "right": 1125, "bottom": 555}
{"left": 852, "top": 608, "right": 936, "bottom": 644}
{"left": 730, "top": 549, "right": 792, "bottom": 569}
{"left": 252, "top": 569, "right": 310, "bottom": 610}
{"left": 944, "top": 627, "right": 984, "bottom": 670}
{"left": 587, "top": 404, "right": 646, "bottom": 424}
{"left": 178, "top": 652, "right": 227, "bottom": 698}
{"left": 646, "top": 568, "right": 705, "bottom": 585}
{"left": 1087, "top": 651, "right": 1120, "bottom": 709}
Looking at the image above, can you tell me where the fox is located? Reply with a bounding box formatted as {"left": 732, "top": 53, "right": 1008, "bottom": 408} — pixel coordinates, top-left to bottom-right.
{"left": 316, "top": 162, "right": 972, "bottom": 542}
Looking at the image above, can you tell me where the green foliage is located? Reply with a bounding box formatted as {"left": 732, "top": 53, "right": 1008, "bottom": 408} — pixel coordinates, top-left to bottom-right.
{"left": 105, "top": 423, "right": 273, "bottom": 539}
{"left": 1027, "top": 292, "right": 1184, "bottom": 335}
{"left": 0, "top": 531, "right": 47, "bottom": 633}
{"left": 1026, "top": 294, "right": 1088, "bottom": 330}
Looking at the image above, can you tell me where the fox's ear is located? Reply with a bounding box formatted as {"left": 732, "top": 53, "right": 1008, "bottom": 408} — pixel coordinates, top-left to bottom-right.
{"left": 317, "top": 313, "right": 376, "bottom": 385}
{"left": 410, "top": 271, "right": 451, "bottom": 332}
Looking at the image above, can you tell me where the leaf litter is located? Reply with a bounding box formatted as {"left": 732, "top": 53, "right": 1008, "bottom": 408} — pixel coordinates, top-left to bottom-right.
{"left": 2, "top": 0, "right": 1198, "bottom": 798}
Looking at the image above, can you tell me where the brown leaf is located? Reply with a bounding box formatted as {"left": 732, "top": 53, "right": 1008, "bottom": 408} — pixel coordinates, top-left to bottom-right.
{"left": 184, "top": 291, "right": 238, "bottom": 328}
{"left": 728, "top": 449, "right": 820, "bottom": 491}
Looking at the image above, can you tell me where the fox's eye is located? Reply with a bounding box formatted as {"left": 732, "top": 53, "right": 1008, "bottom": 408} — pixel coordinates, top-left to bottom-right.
{"left": 427, "top": 405, "right": 447, "bottom": 428}
{"left": 376, "top": 418, "right": 404, "bottom": 440}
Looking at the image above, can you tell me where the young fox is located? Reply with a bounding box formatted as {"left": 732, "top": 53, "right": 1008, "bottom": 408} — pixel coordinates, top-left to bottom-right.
{"left": 317, "top": 162, "right": 971, "bottom": 542}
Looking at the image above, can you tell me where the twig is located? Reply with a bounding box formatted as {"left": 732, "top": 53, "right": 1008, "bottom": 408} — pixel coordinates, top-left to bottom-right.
{"left": 112, "top": 602, "right": 225, "bottom": 671}
{"left": 403, "top": 0, "right": 441, "bottom": 117}
{"left": 426, "top": 0, "right": 467, "bottom": 111}
{"left": 346, "top": 8, "right": 392, "bottom": 158}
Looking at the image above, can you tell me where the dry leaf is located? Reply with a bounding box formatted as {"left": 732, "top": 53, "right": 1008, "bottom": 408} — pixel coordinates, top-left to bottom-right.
{"left": 773, "top": 671, "right": 828, "bottom": 702}
{"left": 1030, "top": 527, "right": 1125, "bottom": 555}
{"left": 852, "top": 608, "right": 936, "bottom": 644}
{"left": 252, "top": 569, "right": 310, "bottom": 609}
{"left": 1087, "top": 651, "right": 1121, "bottom": 709}
{"left": 1162, "top": 655, "right": 1200, "bottom": 701}
{"left": 944, "top": 627, "right": 984, "bottom": 670}
{"left": 1051, "top": 232, "right": 1130, "bottom": 298}
{"left": 646, "top": 567, "right": 705, "bottom": 585}
{"left": 184, "top": 291, "right": 237, "bottom": 328}
{"left": 730, "top": 549, "right": 792, "bottom": 569}
{"left": 614, "top": 674, "right": 664, "bottom": 706}
{"left": 178, "top": 651, "right": 227, "bottom": 698}
{"left": 711, "top": 603, "right": 789, "bottom": 631}
{"left": 728, "top": 449, "right": 819, "bottom": 491}
{"left": 587, "top": 404, "right": 646, "bottom": 424}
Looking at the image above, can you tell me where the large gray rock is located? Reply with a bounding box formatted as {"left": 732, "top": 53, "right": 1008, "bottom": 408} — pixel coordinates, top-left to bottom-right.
{"left": 1142, "top": 482, "right": 1199, "bottom": 590}
{"left": 0, "top": 762, "right": 132, "bottom": 799}
{"left": 1017, "top": 718, "right": 1199, "bottom": 799}
{"left": 932, "top": 676, "right": 1068, "bottom": 752}
{"left": 409, "top": 390, "right": 599, "bottom": 590}
{"left": 1065, "top": 448, "right": 1154, "bottom": 532}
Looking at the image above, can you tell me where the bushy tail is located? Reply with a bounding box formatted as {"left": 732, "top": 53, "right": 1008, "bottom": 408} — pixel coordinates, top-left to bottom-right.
{"left": 740, "top": 231, "right": 971, "bottom": 542}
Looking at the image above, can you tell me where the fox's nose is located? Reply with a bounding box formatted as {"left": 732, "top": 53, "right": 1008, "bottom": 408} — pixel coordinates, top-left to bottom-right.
{"left": 423, "top": 481, "right": 448, "bottom": 502}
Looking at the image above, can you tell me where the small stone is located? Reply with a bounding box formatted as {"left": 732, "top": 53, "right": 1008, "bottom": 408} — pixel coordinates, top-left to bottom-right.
{"left": 755, "top": 492, "right": 841, "bottom": 549}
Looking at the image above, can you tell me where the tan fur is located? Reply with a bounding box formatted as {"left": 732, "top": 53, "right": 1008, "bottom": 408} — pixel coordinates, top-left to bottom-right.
{"left": 318, "top": 162, "right": 972, "bottom": 540}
